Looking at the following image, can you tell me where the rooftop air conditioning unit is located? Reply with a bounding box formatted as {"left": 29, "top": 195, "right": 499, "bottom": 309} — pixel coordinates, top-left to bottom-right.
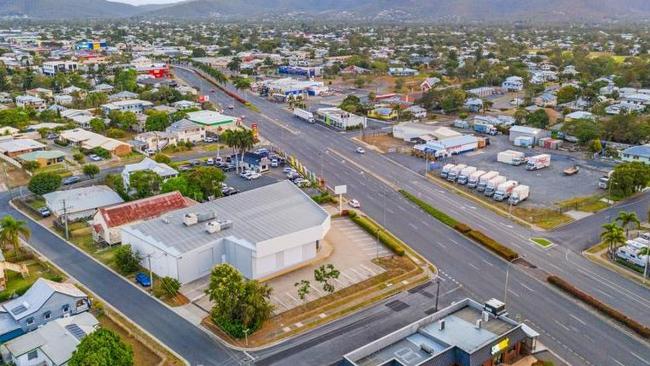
{"left": 183, "top": 213, "right": 198, "bottom": 226}
{"left": 206, "top": 219, "right": 233, "bottom": 234}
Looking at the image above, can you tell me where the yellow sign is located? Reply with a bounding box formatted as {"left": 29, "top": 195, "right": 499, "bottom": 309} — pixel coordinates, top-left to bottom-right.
{"left": 491, "top": 338, "right": 509, "bottom": 355}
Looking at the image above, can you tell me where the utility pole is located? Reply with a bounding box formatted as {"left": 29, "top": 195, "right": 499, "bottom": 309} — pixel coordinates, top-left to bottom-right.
{"left": 147, "top": 254, "right": 154, "bottom": 289}
{"left": 504, "top": 262, "right": 511, "bottom": 305}
{"left": 434, "top": 277, "right": 440, "bottom": 312}
{"left": 62, "top": 199, "right": 69, "bottom": 240}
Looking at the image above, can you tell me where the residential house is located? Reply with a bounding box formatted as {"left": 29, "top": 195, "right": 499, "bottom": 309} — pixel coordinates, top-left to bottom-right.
{"left": 535, "top": 93, "right": 557, "bottom": 107}
{"left": 406, "top": 105, "right": 427, "bottom": 120}
{"left": 388, "top": 67, "right": 419, "bottom": 76}
{"left": 0, "top": 139, "right": 46, "bottom": 158}
{"left": 501, "top": 76, "right": 524, "bottom": 92}
{"left": 0, "top": 278, "right": 90, "bottom": 342}
{"left": 133, "top": 131, "right": 177, "bottom": 152}
{"left": 43, "top": 185, "right": 125, "bottom": 222}
{"left": 92, "top": 83, "right": 113, "bottom": 93}
{"left": 16, "top": 150, "right": 65, "bottom": 167}
{"left": 121, "top": 157, "right": 179, "bottom": 189}
{"left": 565, "top": 111, "right": 595, "bottom": 121}
{"left": 172, "top": 100, "right": 200, "bottom": 110}
{"left": 92, "top": 191, "right": 193, "bottom": 245}
{"left": 108, "top": 91, "right": 138, "bottom": 102}
{"left": 621, "top": 144, "right": 650, "bottom": 164}
{"left": 60, "top": 86, "right": 84, "bottom": 96}
{"left": 41, "top": 61, "right": 79, "bottom": 76}
{"left": 101, "top": 99, "right": 153, "bottom": 115}
{"left": 26, "top": 88, "right": 53, "bottom": 99}
{"left": 60, "top": 109, "right": 95, "bottom": 129}
{"left": 368, "top": 107, "right": 398, "bottom": 120}
{"left": 464, "top": 98, "right": 484, "bottom": 112}
{"left": 165, "top": 119, "right": 206, "bottom": 143}
{"left": 59, "top": 129, "right": 132, "bottom": 156}
{"left": 53, "top": 94, "right": 73, "bottom": 105}
{"left": 621, "top": 93, "right": 650, "bottom": 109}
{"left": 420, "top": 77, "right": 440, "bottom": 93}
{"left": 340, "top": 65, "right": 371, "bottom": 75}
{"left": 15, "top": 96, "right": 46, "bottom": 111}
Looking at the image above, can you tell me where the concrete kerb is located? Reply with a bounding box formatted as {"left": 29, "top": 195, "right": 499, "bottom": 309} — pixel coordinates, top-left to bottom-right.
{"left": 9, "top": 200, "right": 190, "bottom": 366}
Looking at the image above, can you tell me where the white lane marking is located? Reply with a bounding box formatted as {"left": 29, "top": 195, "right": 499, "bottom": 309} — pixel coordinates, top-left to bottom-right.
{"left": 594, "top": 288, "right": 613, "bottom": 298}
{"left": 519, "top": 282, "right": 534, "bottom": 292}
{"left": 408, "top": 223, "right": 418, "bottom": 230}
{"left": 631, "top": 352, "right": 650, "bottom": 366}
{"left": 482, "top": 259, "right": 494, "bottom": 267}
{"left": 569, "top": 313, "right": 586, "bottom": 326}
{"left": 507, "top": 289, "right": 520, "bottom": 297}
{"left": 554, "top": 319, "right": 571, "bottom": 332}
{"left": 611, "top": 358, "right": 625, "bottom": 366}
{"left": 468, "top": 263, "right": 479, "bottom": 270}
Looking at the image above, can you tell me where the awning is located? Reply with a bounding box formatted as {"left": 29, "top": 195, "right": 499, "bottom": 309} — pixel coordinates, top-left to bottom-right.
{"left": 521, "top": 324, "right": 540, "bottom": 338}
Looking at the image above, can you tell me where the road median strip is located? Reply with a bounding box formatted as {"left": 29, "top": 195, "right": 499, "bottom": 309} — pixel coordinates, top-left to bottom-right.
{"left": 399, "top": 189, "right": 519, "bottom": 262}
{"left": 347, "top": 210, "right": 405, "bottom": 256}
{"left": 547, "top": 275, "right": 650, "bottom": 339}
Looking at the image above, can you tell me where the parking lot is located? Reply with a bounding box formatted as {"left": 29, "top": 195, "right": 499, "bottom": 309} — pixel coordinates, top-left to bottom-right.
{"left": 386, "top": 131, "right": 616, "bottom": 207}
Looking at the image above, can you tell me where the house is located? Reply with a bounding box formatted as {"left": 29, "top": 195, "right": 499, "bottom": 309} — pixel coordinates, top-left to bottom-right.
{"left": 388, "top": 67, "right": 419, "bottom": 76}
{"left": 343, "top": 298, "right": 539, "bottom": 366}
{"left": 0, "top": 278, "right": 90, "bottom": 343}
{"left": 133, "top": 131, "right": 177, "bottom": 151}
{"left": 535, "top": 93, "right": 557, "bottom": 107}
{"left": 165, "top": 119, "right": 206, "bottom": 143}
{"left": 315, "top": 108, "right": 367, "bottom": 130}
{"left": 41, "top": 61, "right": 78, "bottom": 76}
{"left": 501, "top": 76, "right": 524, "bottom": 92}
{"left": 340, "top": 65, "right": 370, "bottom": 75}
{"left": 92, "top": 83, "right": 114, "bottom": 93}
{"left": 172, "top": 100, "right": 200, "bottom": 110}
{"left": 621, "top": 93, "right": 650, "bottom": 108}
{"left": 60, "top": 86, "right": 84, "bottom": 96}
{"left": 101, "top": 99, "right": 153, "bottom": 115}
{"left": 26, "top": 88, "right": 53, "bottom": 99}
{"left": 562, "top": 65, "right": 579, "bottom": 76}
{"left": 92, "top": 191, "right": 193, "bottom": 245}
{"left": 242, "top": 152, "right": 271, "bottom": 172}
{"left": 60, "top": 109, "right": 95, "bottom": 128}
{"left": 368, "top": 107, "right": 398, "bottom": 120}
{"left": 565, "top": 111, "right": 595, "bottom": 121}
{"left": 16, "top": 150, "right": 65, "bottom": 167}
{"left": 53, "top": 94, "right": 73, "bottom": 105}
{"left": 1, "top": 312, "right": 98, "bottom": 366}
{"left": 58, "top": 129, "right": 132, "bottom": 156}
{"left": 15, "top": 96, "right": 46, "bottom": 111}
{"left": 185, "top": 110, "right": 238, "bottom": 132}
{"left": 108, "top": 91, "right": 138, "bottom": 102}
{"left": 121, "top": 157, "right": 178, "bottom": 189}
{"left": 120, "top": 181, "right": 331, "bottom": 284}
{"left": 621, "top": 144, "right": 650, "bottom": 164}
{"left": 509, "top": 125, "right": 548, "bottom": 145}
{"left": 43, "top": 186, "right": 125, "bottom": 222}
{"left": 464, "top": 98, "right": 483, "bottom": 112}
{"left": 605, "top": 103, "right": 645, "bottom": 115}
{"left": 406, "top": 105, "right": 427, "bottom": 119}
{"left": 0, "top": 139, "right": 46, "bottom": 158}
{"left": 420, "top": 77, "right": 441, "bottom": 93}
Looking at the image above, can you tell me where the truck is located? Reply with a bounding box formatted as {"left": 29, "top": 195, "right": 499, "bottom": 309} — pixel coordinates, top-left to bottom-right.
{"left": 508, "top": 185, "right": 530, "bottom": 205}
{"left": 598, "top": 171, "right": 613, "bottom": 189}
{"left": 447, "top": 164, "right": 467, "bottom": 182}
{"left": 497, "top": 150, "right": 525, "bottom": 166}
{"left": 484, "top": 175, "right": 507, "bottom": 197}
{"left": 454, "top": 119, "right": 469, "bottom": 129}
{"left": 476, "top": 171, "right": 499, "bottom": 191}
{"left": 526, "top": 154, "right": 551, "bottom": 171}
{"left": 457, "top": 166, "right": 477, "bottom": 185}
{"left": 440, "top": 164, "right": 455, "bottom": 179}
{"left": 467, "top": 170, "right": 487, "bottom": 189}
{"left": 473, "top": 121, "right": 497, "bottom": 135}
{"left": 493, "top": 180, "right": 519, "bottom": 201}
{"left": 293, "top": 108, "right": 315, "bottom": 123}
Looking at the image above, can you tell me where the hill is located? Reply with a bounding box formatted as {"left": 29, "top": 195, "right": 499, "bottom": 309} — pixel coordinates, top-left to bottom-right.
{"left": 0, "top": 0, "right": 140, "bottom": 18}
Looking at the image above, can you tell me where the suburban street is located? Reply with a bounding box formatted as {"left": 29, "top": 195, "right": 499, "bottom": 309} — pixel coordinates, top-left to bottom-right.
{"left": 174, "top": 66, "right": 650, "bottom": 366}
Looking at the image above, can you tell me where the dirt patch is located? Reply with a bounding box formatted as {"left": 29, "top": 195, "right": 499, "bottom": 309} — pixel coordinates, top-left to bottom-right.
{"left": 362, "top": 134, "right": 410, "bottom": 153}
{"left": 98, "top": 313, "right": 165, "bottom": 366}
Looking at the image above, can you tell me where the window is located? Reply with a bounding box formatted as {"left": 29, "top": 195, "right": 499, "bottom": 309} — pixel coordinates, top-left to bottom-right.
{"left": 27, "top": 350, "right": 38, "bottom": 360}
{"left": 43, "top": 311, "right": 51, "bottom": 320}
{"left": 62, "top": 304, "right": 70, "bottom": 312}
{"left": 26, "top": 317, "right": 34, "bottom": 325}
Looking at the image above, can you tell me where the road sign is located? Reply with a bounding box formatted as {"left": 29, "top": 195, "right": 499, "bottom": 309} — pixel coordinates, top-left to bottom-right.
{"left": 334, "top": 185, "right": 347, "bottom": 195}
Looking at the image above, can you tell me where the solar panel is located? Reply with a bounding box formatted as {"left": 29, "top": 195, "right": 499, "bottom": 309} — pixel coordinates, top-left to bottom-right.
{"left": 10, "top": 305, "right": 27, "bottom": 315}
{"left": 65, "top": 324, "right": 87, "bottom": 340}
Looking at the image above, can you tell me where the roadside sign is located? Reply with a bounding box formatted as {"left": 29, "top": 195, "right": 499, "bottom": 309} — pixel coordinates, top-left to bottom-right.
{"left": 334, "top": 185, "right": 347, "bottom": 195}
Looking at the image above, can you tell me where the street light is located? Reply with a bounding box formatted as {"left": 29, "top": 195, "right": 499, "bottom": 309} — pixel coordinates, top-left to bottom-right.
{"left": 503, "top": 261, "right": 511, "bottom": 305}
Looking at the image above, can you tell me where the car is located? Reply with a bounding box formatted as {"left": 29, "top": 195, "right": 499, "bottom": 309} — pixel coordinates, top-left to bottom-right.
{"left": 88, "top": 154, "right": 102, "bottom": 161}
{"left": 204, "top": 137, "right": 216, "bottom": 143}
{"left": 283, "top": 167, "right": 295, "bottom": 174}
{"left": 135, "top": 272, "right": 151, "bottom": 287}
{"left": 247, "top": 172, "right": 261, "bottom": 180}
{"left": 355, "top": 147, "right": 365, "bottom": 154}
{"left": 144, "top": 148, "right": 156, "bottom": 156}
{"left": 206, "top": 158, "right": 215, "bottom": 165}
{"left": 190, "top": 160, "right": 202, "bottom": 166}
{"left": 37, "top": 207, "right": 51, "bottom": 218}
{"left": 348, "top": 199, "right": 361, "bottom": 208}
{"left": 223, "top": 187, "right": 239, "bottom": 196}
{"left": 62, "top": 176, "right": 80, "bottom": 185}
{"left": 211, "top": 89, "right": 216, "bottom": 93}
{"left": 240, "top": 115, "right": 246, "bottom": 120}
{"left": 222, "top": 164, "right": 235, "bottom": 172}
{"left": 179, "top": 164, "right": 192, "bottom": 171}
{"left": 46, "top": 133, "right": 58, "bottom": 140}
{"left": 228, "top": 104, "right": 235, "bottom": 109}
{"left": 271, "top": 159, "right": 279, "bottom": 168}
{"left": 287, "top": 172, "right": 300, "bottom": 180}
{"left": 240, "top": 170, "right": 253, "bottom": 179}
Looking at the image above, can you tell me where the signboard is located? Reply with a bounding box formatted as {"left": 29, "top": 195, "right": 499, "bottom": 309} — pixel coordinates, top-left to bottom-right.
{"left": 198, "top": 95, "right": 209, "bottom": 103}
{"left": 334, "top": 185, "right": 347, "bottom": 195}
{"left": 251, "top": 123, "right": 258, "bottom": 139}
{"left": 491, "top": 338, "right": 509, "bottom": 355}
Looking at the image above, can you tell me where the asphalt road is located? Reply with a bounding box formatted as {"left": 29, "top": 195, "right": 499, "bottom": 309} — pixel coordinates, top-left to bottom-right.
{"left": 174, "top": 66, "right": 650, "bottom": 366}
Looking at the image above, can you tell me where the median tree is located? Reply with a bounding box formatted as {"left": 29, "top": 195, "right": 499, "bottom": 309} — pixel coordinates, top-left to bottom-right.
{"left": 68, "top": 328, "right": 133, "bottom": 366}
{"left": 314, "top": 264, "right": 340, "bottom": 294}
{"left": 28, "top": 172, "right": 61, "bottom": 195}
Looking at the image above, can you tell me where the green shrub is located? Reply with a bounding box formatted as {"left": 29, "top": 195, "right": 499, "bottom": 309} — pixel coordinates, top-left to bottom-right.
{"left": 399, "top": 190, "right": 458, "bottom": 227}
{"left": 466, "top": 230, "right": 519, "bottom": 261}
{"left": 548, "top": 275, "right": 650, "bottom": 339}
{"left": 350, "top": 215, "right": 405, "bottom": 256}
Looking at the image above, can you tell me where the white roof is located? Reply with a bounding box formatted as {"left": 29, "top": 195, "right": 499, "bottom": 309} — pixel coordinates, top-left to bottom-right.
{"left": 0, "top": 139, "right": 45, "bottom": 153}
{"left": 43, "top": 186, "right": 124, "bottom": 216}
{"left": 1, "top": 278, "right": 86, "bottom": 321}
{"left": 123, "top": 157, "right": 178, "bottom": 178}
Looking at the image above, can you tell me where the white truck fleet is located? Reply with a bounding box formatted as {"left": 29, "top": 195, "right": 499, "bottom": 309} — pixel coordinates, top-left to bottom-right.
{"left": 476, "top": 171, "right": 499, "bottom": 192}
{"left": 493, "top": 180, "right": 519, "bottom": 201}
{"left": 484, "top": 175, "right": 507, "bottom": 197}
{"left": 526, "top": 154, "right": 551, "bottom": 171}
{"left": 447, "top": 164, "right": 467, "bottom": 182}
{"left": 467, "top": 170, "right": 487, "bottom": 188}
{"left": 457, "top": 166, "right": 477, "bottom": 185}
{"left": 508, "top": 185, "right": 530, "bottom": 205}
{"left": 293, "top": 108, "right": 315, "bottom": 123}
{"left": 440, "top": 164, "right": 456, "bottom": 179}
{"left": 497, "top": 150, "right": 525, "bottom": 166}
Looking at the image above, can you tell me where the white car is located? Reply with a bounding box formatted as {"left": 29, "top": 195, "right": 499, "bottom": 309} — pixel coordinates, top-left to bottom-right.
{"left": 355, "top": 147, "right": 365, "bottom": 154}
{"left": 206, "top": 158, "right": 214, "bottom": 165}
{"left": 240, "top": 171, "right": 253, "bottom": 179}
{"left": 228, "top": 105, "right": 235, "bottom": 109}
{"left": 247, "top": 172, "right": 261, "bottom": 180}
{"left": 271, "top": 159, "right": 279, "bottom": 167}
{"left": 283, "top": 167, "right": 295, "bottom": 174}
{"left": 348, "top": 199, "right": 361, "bottom": 208}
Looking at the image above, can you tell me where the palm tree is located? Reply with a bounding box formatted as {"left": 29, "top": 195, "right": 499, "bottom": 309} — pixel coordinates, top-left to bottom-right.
{"left": 0, "top": 215, "right": 31, "bottom": 255}
{"left": 236, "top": 129, "right": 256, "bottom": 173}
{"left": 616, "top": 211, "right": 640, "bottom": 238}
{"left": 601, "top": 222, "right": 626, "bottom": 258}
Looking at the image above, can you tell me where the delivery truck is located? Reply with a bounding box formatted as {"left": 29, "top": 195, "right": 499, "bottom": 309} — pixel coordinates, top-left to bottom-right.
{"left": 473, "top": 122, "right": 498, "bottom": 135}
{"left": 293, "top": 108, "right": 315, "bottom": 123}
{"left": 526, "top": 154, "right": 551, "bottom": 171}
{"left": 476, "top": 171, "right": 499, "bottom": 191}
{"left": 598, "top": 171, "right": 613, "bottom": 189}
{"left": 484, "top": 175, "right": 507, "bottom": 197}
{"left": 447, "top": 164, "right": 467, "bottom": 182}
{"left": 493, "top": 180, "right": 519, "bottom": 201}
{"left": 467, "top": 170, "right": 487, "bottom": 188}
{"left": 457, "top": 166, "right": 478, "bottom": 185}
{"left": 497, "top": 150, "right": 525, "bottom": 166}
{"left": 508, "top": 185, "right": 530, "bottom": 205}
{"left": 440, "top": 164, "right": 456, "bottom": 179}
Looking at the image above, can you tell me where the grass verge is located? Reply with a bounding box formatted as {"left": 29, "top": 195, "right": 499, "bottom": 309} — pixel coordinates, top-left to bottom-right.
{"left": 530, "top": 237, "right": 553, "bottom": 248}
{"left": 348, "top": 210, "right": 405, "bottom": 256}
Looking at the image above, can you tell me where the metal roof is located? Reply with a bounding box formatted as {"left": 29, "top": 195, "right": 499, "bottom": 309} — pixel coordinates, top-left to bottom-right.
{"left": 124, "top": 180, "right": 329, "bottom": 256}
{"left": 2, "top": 278, "right": 87, "bottom": 321}
{"left": 43, "top": 186, "right": 124, "bottom": 216}
{"left": 623, "top": 144, "right": 650, "bottom": 158}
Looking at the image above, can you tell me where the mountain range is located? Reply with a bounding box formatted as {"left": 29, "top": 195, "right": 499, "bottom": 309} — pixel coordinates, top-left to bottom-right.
{"left": 2, "top": 0, "right": 650, "bottom": 21}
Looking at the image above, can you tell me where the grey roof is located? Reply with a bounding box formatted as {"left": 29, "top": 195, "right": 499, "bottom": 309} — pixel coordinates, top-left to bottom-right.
{"left": 123, "top": 157, "right": 178, "bottom": 178}
{"left": 623, "top": 144, "right": 650, "bottom": 158}
{"left": 43, "top": 186, "right": 124, "bottom": 216}
{"left": 166, "top": 119, "right": 201, "bottom": 133}
{"left": 2, "top": 278, "right": 87, "bottom": 321}
{"left": 124, "top": 180, "right": 329, "bottom": 255}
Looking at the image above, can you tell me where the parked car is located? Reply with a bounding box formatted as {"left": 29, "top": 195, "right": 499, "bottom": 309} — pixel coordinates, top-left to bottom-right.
{"left": 206, "top": 158, "right": 215, "bottom": 165}
{"left": 88, "top": 154, "right": 102, "bottom": 161}
{"left": 348, "top": 199, "right": 361, "bottom": 208}
{"left": 283, "top": 167, "right": 295, "bottom": 174}
{"left": 144, "top": 148, "right": 156, "bottom": 156}
{"left": 355, "top": 147, "right": 365, "bottom": 154}
{"left": 178, "top": 164, "right": 192, "bottom": 171}
{"left": 62, "top": 176, "right": 80, "bottom": 185}
{"left": 240, "top": 170, "right": 253, "bottom": 179}
{"left": 247, "top": 172, "right": 261, "bottom": 180}
{"left": 271, "top": 159, "right": 279, "bottom": 168}
{"left": 228, "top": 104, "right": 235, "bottom": 109}
{"left": 204, "top": 137, "right": 216, "bottom": 143}
{"left": 37, "top": 207, "right": 51, "bottom": 218}
{"left": 135, "top": 272, "right": 151, "bottom": 287}
{"left": 222, "top": 164, "right": 235, "bottom": 172}
{"left": 224, "top": 187, "right": 239, "bottom": 196}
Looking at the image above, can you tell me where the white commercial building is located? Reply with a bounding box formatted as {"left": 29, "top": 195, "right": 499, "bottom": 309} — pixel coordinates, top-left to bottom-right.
{"left": 315, "top": 108, "right": 367, "bottom": 130}
{"left": 41, "top": 61, "right": 79, "bottom": 76}
{"left": 120, "top": 181, "right": 331, "bottom": 283}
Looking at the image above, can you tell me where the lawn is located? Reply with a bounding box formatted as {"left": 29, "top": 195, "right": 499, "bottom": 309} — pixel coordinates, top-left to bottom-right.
{"left": 511, "top": 206, "right": 572, "bottom": 229}
{"left": 557, "top": 195, "right": 610, "bottom": 213}
{"left": 530, "top": 237, "right": 554, "bottom": 248}
{"left": 35, "top": 163, "right": 72, "bottom": 178}
{"left": 0, "top": 256, "right": 65, "bottom": 301}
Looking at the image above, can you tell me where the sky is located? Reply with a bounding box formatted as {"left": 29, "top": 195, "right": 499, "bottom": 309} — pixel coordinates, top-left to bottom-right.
{"left": 108, "top": 0, "right": 182, "bottom": 5}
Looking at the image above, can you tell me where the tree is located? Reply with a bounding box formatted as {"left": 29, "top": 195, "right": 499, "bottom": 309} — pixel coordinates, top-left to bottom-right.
{"left": 68, "top": 328, "right": 133, "bottom": 366}
{"left": 191, "top": 48, "right": 207, "bottom": 58}
{"left": 83, "top": 164, "right": 100, "bottom": 179}
{"left": 161, "top": 176, "right": 201, "bottom": 201}
{"left": 314, "top": 264, "right": 340, "bottom": 294}
{"left": 153, "top": 153, "right": 171, "bottom": 164}
{"left": 184, "top": 166, "right": 226, "bottom": 200}
{"left": 616, "top": 211, "right": 640, "bottom": 239}
{"left": 561, "top": 119, "right": 600, "bottom": 145}
{"left": 89, "top": 118, "right": 106, "bottom": 133}
{"left": 105, "top": 173, "right": 129, "bottom": 201}
{"left": 294, "top": 279, "right": 311, "bottom": 302}
{"left": 28, "top": 173, "right": 61, "bottom": 195}
{"left": 232, "top": 76, "right": 252, "bottom": 90}
{"left": 220, "top": 128, "right": 255, "bottom": 173}
{"left": 227, "top": 57, "right": 242, "bottom": 72}
{"left": 609, "top": 162, "right": 650, "bottom": 199}
{"left": 601, "top": 222, "right": 626, "bottom": 258}
{"left": 0, "top": 109, "right": 30, "bottom": 129}
{"left": 339, "top": 95, "right": 365, "bottom": 114}
{"left": 129, "top": 170, "right": 162, "bottom": 199}
{"left": 158, "top": 276, "right": 181, "bottom": 297}
{"left": 206, "top": 264, "right": 273, "bottom": 338}
{"left": 0, "top": 215, "right": 30, "bottom": 254}
{"left": 90, "top": 147, "right": 111, "bottom": 159}
{"left": 21, "top": 161, "right": 39, "bottom": 172}
{"left": 108, "top": 110, "right": 137, "bottom": 130}
{"left": 114, "top": 244, "right": 142, "bottom": 274}
{"left": 145, "top": 111, "right": 169, "bottom": 132}
{"left": 556, "top": 85, "right": 579, "bottom": 104}
{"left": 73, "top": 152, "right": 85, "bottom": 163}
{"left": 114, "top": 68, "right": 137, "bottom": 92}
{"left": 526, "top": 109, "right": 549, "bottom": 129}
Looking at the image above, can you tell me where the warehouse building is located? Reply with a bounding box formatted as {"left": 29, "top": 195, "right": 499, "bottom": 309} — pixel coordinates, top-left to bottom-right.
{"left": 120, "top": 181, "right": 331, "bottom": 284}
{"left": 508, "top": 125, "right": 548, "bottom": 145}
{"left": 343, "top": 298, "right": 539, "bottom": 366}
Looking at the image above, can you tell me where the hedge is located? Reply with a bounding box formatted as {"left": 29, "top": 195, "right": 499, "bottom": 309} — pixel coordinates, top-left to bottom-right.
{"left": 454, "top": 223, "right": 472, "bottom": 234}
{"left": 548, "top": 275, "right": 650, "bottom": 339}
{"left": 399, "top": 190, "right": 459, "bottom": 227}
{"left": 350, "top": 214, "right": 405, "bottom": 256}
{"left": 467, "top": 230, "right": 519, "bottom": 262}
